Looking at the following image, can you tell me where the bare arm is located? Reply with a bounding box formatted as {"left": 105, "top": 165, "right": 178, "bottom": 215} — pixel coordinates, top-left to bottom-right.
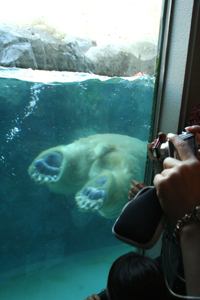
{"left": 181, "top": 126, "right": 200, "bottom": 296}
{"left": 180, "top": 220, "right": 200, "bottom": 296}
{"left": 154, "top": 126, "right": 200, "bottom": 296}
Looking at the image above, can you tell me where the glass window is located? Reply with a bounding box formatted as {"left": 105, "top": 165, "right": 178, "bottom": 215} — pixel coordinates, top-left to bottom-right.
{"left": 0, "top": 1, "right": 164, "bottom": 299}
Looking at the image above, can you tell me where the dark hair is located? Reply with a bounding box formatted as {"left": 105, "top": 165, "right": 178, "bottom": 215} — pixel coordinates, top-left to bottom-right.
{"left": 186, "top": 100, "right": 200, "bottom": 126}
{"left": 107, "top": 252, "right": 169, "bottom": 300}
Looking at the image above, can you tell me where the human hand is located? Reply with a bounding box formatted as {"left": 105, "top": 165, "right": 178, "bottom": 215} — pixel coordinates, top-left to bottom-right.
{"left": 185, "top": 124, "right": 200, "bottom": 137}
{"left": 84, "top": 294, "right": 101, "bottom": 300}
{"left": 147, "top": 132, "right": 166, "bottom": 175}
{"left": 128, "top": 180, "right": 146, "bottom": 201}
{"left": 154, "top": 129, "right": 200, "bottom": 223}
{"left": 185, "top": 125, "right": 200, "bottom": 159}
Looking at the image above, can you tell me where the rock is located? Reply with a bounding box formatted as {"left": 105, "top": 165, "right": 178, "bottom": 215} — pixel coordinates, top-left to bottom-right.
{"left": 0, "top": 27, "right": 91, "bottom": 72}
{"left": 0, "top": 26, "right": 157, "bottom": 76}
{"left": 85, "top": 42, "right": 157, "bottom": 77}
{"left": 63, "top": 35, "right": 97, "bottom": 53}
{"left": 129, "top": 40, "right": 157, "bottom": 61}
{"left": 0, "top": 30, "right": 37, "bottom": 69}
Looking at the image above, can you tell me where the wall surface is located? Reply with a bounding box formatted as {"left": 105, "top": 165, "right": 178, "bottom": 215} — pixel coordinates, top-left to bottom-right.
{"left": 157, "top": 0, "right": 194, "bottom": 134}
{"left": 185, "top": 1, "right": 200, "bottom": 122}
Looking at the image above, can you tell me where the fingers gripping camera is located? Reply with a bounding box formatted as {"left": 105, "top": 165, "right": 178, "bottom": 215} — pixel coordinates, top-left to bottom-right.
{"left": 152, "top": 132, "right": 197, "bottom": 159}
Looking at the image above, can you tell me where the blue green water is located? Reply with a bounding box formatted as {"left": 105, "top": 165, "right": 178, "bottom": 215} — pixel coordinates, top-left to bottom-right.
{"left": 0, "top": 67, "right": 155, "bottom": 299}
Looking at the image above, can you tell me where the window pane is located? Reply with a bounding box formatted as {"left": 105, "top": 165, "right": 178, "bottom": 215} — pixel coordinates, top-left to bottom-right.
{"left": 0, "top": 1, "right": 163, "bottom": 299}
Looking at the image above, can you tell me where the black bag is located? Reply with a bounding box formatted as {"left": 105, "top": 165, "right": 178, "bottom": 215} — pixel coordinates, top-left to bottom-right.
{"left": 112, "top": 186, "right": 167, "bottom": 249}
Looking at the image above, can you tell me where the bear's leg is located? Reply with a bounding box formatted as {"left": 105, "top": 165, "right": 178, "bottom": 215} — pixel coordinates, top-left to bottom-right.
{"left": 75, "top": 175, "right": 110, "bottom": 212}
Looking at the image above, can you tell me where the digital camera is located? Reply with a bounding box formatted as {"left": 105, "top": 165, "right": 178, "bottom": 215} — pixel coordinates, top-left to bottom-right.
{"left": 112, "top": 132, "right": 197, "bottom": 250}
{"left": 152, "top": 132, "right": 196, "bottom": 159}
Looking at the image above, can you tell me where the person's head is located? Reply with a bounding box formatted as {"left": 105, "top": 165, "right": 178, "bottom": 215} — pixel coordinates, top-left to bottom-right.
{"left": 106, "top": 252, "right": 170, "bottom": 300}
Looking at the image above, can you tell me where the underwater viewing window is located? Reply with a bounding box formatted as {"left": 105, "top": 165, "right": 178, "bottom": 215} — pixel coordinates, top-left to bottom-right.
{"left": 0, "top": 1, "right": 172, "bottom": 299}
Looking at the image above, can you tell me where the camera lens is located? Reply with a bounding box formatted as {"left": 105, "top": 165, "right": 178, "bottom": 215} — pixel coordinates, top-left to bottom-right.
{"left": 160, "top": 141, "right": 169, "bottom": 158}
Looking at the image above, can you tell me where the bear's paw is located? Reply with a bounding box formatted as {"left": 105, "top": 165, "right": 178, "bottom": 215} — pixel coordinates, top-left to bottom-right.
{"left": 29, "top": 151, "right": 63, "bottom": 184}
{"left": 76, "top": 186, "right": 106, "bottom": 212}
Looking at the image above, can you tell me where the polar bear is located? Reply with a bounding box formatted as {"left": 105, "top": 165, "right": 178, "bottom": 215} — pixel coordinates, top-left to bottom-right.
{"left": 28, "top": 134, "right": 147, "bottom": 218}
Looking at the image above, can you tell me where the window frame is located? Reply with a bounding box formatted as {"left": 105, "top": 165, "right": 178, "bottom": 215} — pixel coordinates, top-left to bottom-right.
{"left": 146, "top": 0, "right": 200, "bottom": 185}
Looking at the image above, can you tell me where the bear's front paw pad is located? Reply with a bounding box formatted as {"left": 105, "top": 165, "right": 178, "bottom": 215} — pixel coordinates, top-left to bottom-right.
{"left": 76, "top": 187, "right": 106, "bottom": 211}
{"left": 29, "top": 152, "right": 63, "bottom": 184}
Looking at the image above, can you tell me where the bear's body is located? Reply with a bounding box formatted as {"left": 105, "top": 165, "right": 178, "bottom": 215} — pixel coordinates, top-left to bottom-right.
{"left": 28, "top": 134, "right": 147, "bottom": 218}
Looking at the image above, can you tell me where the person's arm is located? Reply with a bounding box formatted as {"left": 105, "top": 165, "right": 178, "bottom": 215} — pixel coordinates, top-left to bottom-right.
{"left": 154, "top": 132, "right": 200, "bottom": 222}
{"left": 154, "top": 126, "right": 200, "bottom": 296}
{"left": 180, "top": 220, "right": 200, "bottom": 296}
{"left": 181, "top": 126, "right": 200, "bottom": 296}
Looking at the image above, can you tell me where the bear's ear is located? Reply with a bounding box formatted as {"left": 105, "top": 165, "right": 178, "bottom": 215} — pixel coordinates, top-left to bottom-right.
{"left": 92, "top": 143, "right": 116, "bottom": 160}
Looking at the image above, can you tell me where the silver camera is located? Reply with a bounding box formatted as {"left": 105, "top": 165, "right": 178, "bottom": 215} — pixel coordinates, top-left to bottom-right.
{"left": 152, "top": 132, "right": 196, "bottom": 159}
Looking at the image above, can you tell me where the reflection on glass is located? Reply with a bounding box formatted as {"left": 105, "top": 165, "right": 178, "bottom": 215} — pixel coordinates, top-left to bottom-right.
{"left": 0, "top": 1, "right": 163, "bottom": 299}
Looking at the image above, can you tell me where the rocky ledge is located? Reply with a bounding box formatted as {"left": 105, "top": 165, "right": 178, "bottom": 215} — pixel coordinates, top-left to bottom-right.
{"left": 0, "top": 26, "right": 157, "bottom": 77}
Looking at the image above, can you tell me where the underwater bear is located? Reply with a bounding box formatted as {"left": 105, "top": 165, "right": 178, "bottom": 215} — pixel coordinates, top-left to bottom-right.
{"left": 28, "top": 134, "right": 147, "bottom": 218}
